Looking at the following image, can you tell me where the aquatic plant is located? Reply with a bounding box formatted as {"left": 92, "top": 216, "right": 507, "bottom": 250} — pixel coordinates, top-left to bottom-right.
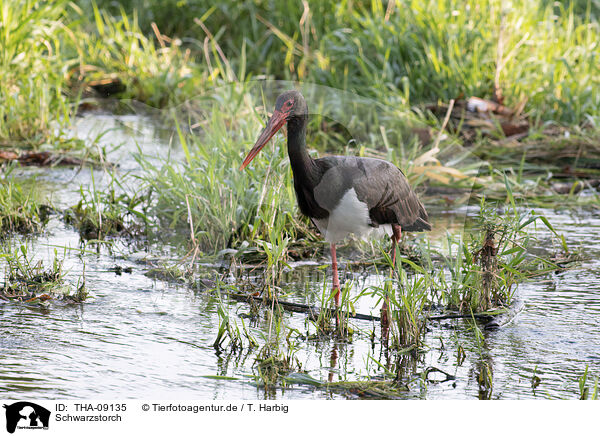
{"left": 65, "top": 170, "right": 149, "bottom": 240}
{"left": 387, "top": 262, "right": 430, "bottom": 349}
{"left": 310, "top": 278, "right": 355, "bottom": 337}
{"left": 0, "top": 174, "right": 51, "bottom": 234}
{"left": 212, "top": 283, "right": 259, "bottom": 352}
{"left": 253, "top": 324, "right": 303, "bottom": 388}
{"left": 439, "top": 185, "right": 576, "bottom": 313}
{"left": 0, "top": 244, "right": 88, "bottom": 303}
{"left": 366, "top": 251, "right": 430, "bottom": 350}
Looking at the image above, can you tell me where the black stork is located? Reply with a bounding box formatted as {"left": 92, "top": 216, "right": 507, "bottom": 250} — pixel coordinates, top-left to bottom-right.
{"left": 240, "top": 90, "right": 431, "bottom": 313}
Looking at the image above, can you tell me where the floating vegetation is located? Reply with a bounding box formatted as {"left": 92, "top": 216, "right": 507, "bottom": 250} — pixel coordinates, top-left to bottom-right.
{"left": 284, "top": 367, "right": 459, "bottom": 399}
{"left": 285, "top": 372, "right": 409, "bottom": 399}
{"left": 0, "top": 245, "right": 88, "bottom": 304}
{"left": 253, "top": 337, "right": 302, "bottom": 388}
{"left": 144, "top": 263, "right": 190, "bottom": 284}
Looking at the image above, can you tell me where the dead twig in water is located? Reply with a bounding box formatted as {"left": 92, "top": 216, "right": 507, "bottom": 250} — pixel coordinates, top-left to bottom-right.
{"left": 222, "top": 290, "right": 501, "bottom": 323}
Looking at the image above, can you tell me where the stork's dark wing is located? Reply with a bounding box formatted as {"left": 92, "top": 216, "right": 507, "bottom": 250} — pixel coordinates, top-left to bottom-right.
{"left": 314, "top": 156, "right": 431, "bottom": 231}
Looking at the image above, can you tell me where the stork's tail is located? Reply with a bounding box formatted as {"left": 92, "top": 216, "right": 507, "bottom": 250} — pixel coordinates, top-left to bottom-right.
{"left": 404, "top": 202, "right": 432, "bottom": 231}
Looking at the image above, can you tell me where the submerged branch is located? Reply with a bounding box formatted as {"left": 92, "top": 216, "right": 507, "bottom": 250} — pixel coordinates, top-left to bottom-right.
{"left": 224, "top": 291, "right": 502, "bottom": 323}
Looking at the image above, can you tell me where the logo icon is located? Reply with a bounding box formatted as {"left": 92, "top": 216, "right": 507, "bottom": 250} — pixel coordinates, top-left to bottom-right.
{"left": 3, "top": 402, "right": 50, "bottom": 434}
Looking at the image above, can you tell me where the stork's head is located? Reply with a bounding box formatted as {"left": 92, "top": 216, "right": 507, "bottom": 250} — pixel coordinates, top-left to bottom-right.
{"left": 240, "top": 90, "right": 307, "bottom": 170}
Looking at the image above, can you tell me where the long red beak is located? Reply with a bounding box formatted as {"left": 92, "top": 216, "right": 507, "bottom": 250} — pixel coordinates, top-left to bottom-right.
{"left": 240, "top": 109, "right": 287, "bottom": 170}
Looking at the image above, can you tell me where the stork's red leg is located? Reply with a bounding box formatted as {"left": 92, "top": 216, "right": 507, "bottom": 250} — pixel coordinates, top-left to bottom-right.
{"left": 331, "top": 243, "right": 340, "bottom": 308}
{"left": 391, "top": 224, "right": 402, "bottom": 266}
{"left": 382, "top": 224, "right": 402, "bottom": 335}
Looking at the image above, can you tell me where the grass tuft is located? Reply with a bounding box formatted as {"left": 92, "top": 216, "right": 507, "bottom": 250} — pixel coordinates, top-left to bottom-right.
{"left": 0, "top": 174, "right": 51, "bottom": 234}
{"left": 64, "top": 170, "right": 149, "bottom": 240}
{"left": 0, "top": 244, "right": 88, "bottom": 303}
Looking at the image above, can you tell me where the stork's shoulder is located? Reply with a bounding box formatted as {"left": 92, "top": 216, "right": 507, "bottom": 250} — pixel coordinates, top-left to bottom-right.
{"left": 314, "top": 155, "right": 404, "bottom": 177}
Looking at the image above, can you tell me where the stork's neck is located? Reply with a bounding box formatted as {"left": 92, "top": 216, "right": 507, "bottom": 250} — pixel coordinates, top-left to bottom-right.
{"left": 287, "top": 115, "right": 317, "bottom": 184}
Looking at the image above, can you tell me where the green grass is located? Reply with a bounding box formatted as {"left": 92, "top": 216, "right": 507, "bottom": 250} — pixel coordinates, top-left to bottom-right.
{"left": 89, "top": 0, "right": 600, "bottom": 126}
{"left": 0, "top": 243, "right": 88, "bottom": 303}
{"left": 0, "top": 0, "right": 74, "bottom": 146}
{"left": 0, "top": 172, "right": 50, "bottom": 234}
{"left": 136, "top": 85, "right": 306, "bottom": 255}
{"left": 64, "top": 170, "right": 149, "bottom": 240}
{"left": 2, "top": 0, "right": 599, "bottom": 148}
{"left": 68, "top": 2, "right": 206, "bottom": 107}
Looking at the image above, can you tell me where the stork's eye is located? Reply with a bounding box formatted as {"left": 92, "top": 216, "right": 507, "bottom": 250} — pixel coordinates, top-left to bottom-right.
{"left": 283, "top": 99, "right": 293, "bottom": 110}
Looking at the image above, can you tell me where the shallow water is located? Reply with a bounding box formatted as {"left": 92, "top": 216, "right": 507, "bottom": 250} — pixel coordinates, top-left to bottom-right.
{"left": 1, "top": 114, "right": 598, "bottom": 400}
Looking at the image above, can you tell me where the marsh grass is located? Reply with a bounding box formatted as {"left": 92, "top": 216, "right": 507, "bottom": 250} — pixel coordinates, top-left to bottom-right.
{"left": 137, "top": 87, "right": 306, "bottom": 256}
{"left": 70, "top": 2, "right": 205, "bottom": 107}
{"left": 440, "top": 228, "right": 515, "bottom": 313}
{"left": 0, "top": 173, "right": 51, "bottom": 234}
{"left": 253, "top": 320, "right": 303, "bottom": 388}
{"left": 0, "top": 244, "right": 88, "bottom": 303}
{"left": 212, "top": 283, "right": 259, "bottom": 352}
{"left": 363, "top": 249, "right": 431, "bottom": 350}
{"left": 64, "top": 170, "right": 149, "bottom": 240}
{"left": 310, "top": 279, "right": 355, "bottom": 337}
{"left": 386, "top": 262, "right": 430, "bottom": 349}
{"left": 0, "top": 0, "right": 75, "bottom": 146}
{"left": 438, "top": 187, "right": 576, "bottom": 313}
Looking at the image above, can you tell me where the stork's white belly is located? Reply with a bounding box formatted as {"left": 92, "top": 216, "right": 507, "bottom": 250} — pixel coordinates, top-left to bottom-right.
{"left": 313, "top": 188, "right": 392, "bottom": 243}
